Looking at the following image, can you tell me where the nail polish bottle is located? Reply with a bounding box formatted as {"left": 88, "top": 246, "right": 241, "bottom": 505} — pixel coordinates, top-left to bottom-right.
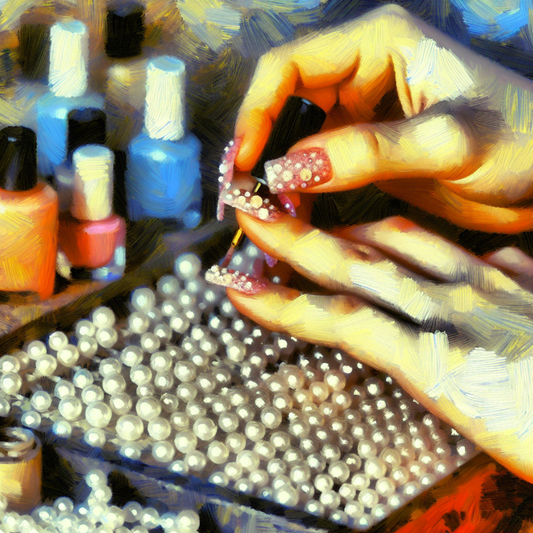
{"left": 55, "top": 107, "right": 107, "bottom": 212}
{"left": 36, "top": 19, "right": 104, "bottom": 178}
{"left": 0, "top": 126, "right": 58, "bottom": 301}
{"left": 126, "top": 56, "right": 202, "bottom": 228}
{"left": 58, "top": 145, "right": 126, "bottom": 281}
{"left": 104, "top": 1, "right": 146, "bottom": 152}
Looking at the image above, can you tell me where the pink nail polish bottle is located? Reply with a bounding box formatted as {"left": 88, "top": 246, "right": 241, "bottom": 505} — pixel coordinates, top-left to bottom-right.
{"left": 58, "top": 145, "right": 126, "bottom": 281}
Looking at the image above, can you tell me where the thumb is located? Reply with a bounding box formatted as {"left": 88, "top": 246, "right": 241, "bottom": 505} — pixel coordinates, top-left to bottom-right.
{"left": 263, "top": 113, "right": 477, "bottom": 195}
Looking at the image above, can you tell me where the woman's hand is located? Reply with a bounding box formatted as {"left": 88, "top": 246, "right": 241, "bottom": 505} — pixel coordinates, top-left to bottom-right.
{"left": 210, "top": 209, "right": 533, "bottom": 483}
{"left": 232, "top": 4, "right": 533, "bottom": 233}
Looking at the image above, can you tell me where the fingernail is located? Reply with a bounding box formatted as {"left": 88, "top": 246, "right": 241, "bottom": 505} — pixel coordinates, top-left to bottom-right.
{"left": 222, "top": 188, "right": 283, "bottom": 221}
{"left": 264, "top": 148, "right": 332, "bottom": 194}
{"left": 217, "top": 138, "right": 242, "bottom": 221}
{"left": 205, "top": 265, "right": 267, "bottom": 294}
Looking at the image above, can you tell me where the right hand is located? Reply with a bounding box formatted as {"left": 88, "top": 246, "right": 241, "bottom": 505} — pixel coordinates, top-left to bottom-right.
{"left": 232, "top": 4, "right": 533, "bottom": 234}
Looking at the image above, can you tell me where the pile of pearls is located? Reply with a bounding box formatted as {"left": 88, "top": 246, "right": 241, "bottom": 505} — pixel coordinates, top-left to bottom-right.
{"left": 0, "top": 469, "right": 200, "bottom": 533}
{"left": 0, "top": 249, "right": 477, "bottom": 531}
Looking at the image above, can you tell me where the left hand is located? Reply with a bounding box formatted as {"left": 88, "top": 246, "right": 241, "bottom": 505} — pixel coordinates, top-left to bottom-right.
{"left": 222, "top": 210, "right": 533, "bottom": 484}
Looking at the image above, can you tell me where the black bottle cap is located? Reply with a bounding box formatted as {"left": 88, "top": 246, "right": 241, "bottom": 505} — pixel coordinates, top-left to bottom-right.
{"left": 67, "top": 108, "right": 107, "bottom": 165}
{"left": 105, "top": 2, "right": 145, "bottom": 58}
{"left": 0, "top": 127, "right": 37, "bottom": 191}
{"left": 251, "top": 95, "right": 327, "bottom": 183}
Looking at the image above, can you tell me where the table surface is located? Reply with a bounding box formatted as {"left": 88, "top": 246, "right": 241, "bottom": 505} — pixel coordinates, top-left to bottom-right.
{"left": 1, "top": 220, "right": 532, "bottom": 533}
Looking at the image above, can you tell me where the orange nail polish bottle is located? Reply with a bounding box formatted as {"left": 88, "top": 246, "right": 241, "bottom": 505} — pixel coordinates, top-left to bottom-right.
{"left": 0, "top": 127, "right": 58, "bottom": 301}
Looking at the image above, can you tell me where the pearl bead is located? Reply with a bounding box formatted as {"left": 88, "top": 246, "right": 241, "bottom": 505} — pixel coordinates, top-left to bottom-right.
{"left": 96, "top": 327, "right": 118, "bottom": 349}
{"left": 236, "top": 450, "right": 260, "bottom": 472}
{"left": 343, "top": 453, "right": 362, "bottom": 473}
{"left": 157, "top": 275, "right": 180, "bottom": 298}
{"left": 218, "top": 412, "right": 239, "bottom": 433}
{"left": 289, "top": 465, "right": 311, "bottom": 484}
{"left": 249, "top": 469, "right": 269, "bottom": 490}
{"left": 131, "top": 288, "right": 156, "bottom": 313}
{"left": 304, "top": 500, "right": 325, "bottom": 517}
{"left": 102, "top": 373, "right": 126, "bottom": 395}
{"left": 31, "top": 391, "right": 52, "bottom": 412}
{"left": 307, "top": 453, "right": 326, "bottom": 474}
{"left": 359, "top": 488, "right": 379, "bottom": 508}
{"left": 266, "top": 458, "right": 287, "bottom": 476}
{"left": 456, "top": 438, "right": 475, "bottom": 457}
{"left": 84, "top": 428, "right": 106, "bottom": 448}
{"left": 75, "top": 320, "right": 97, "bottom": 338}
{"left": 365, "top": 457, "right": 388, "bottom": 479}
{"left": 21, "top": 410, "right": 42, "bottom": 429}
{"left": 170, "top": 315, "right": 190, "bottom": 334}
{"left": 81, "top": 384, "right": 104, "bottom": 404}
{"left": 338, "top": 483, "right": 356, "bottom": 502}
{"left": 170, "top": 412, "right": 189, "bottom": 430}
{"left": 86, "top": 401, "right": 112, "bottom": 428}
{"left": 224, "top": 462, "right": 243, "bottom": 481}
{"left": 174, "top": 253, "right": 201, "bottom": 280}
{"left": 116, "top": 415, "right": 144, "bottom": 441}
{"left": 58, "top": 396, "right": 83, "bottom": 421}
{"left": 272, "top": 474, "right": 291, "bottom": 490}
{"left": 147, "top": 417, "right": 171, "bottom": 440}
{"left": 351, "top": 473, "right": 371, "bottom": 491}
{"left": 328, "top": 461, "right": 350, "bottom": 484}
{"left": 193, "top": 417, "right": 217, "bottom": 441}
{"left": 314, "top": 473, "right": 334, "bottom": 493}
{"left": 77, "top": 336, "right": 98, "bottom": 359}
{"left": 321, "top": 444, "right": 341, "bottom": 463}
{"left": 344, "top": 500, "right": 364, "bottom": 519}
{"left": 273, "top": 485, "right": 299, "bottom": 507}
{"left": 236, "top": 404, "right": 255, "bottom": 422}
{"left": 175, "top": 510, "right": 200, "bottom": 532}
{"left": 283, "top": 447, "right": 304, "bottom": 465}
{"left": 1, "top": 372, "right": 22, "bottom": 395}
{"left": 391, "top": 466, "right": 410, "bottom": 486}
{"left": 207, "top": 441, "right": 229, "bottom": 465}
{"left": 110, "top": 393, "right": 133, "bottom": 415}
{"left": 26, "top": 340, "right": 47, "bottom": 359}
{"left": 174, "top": 361, "right": 197, "bottom": 382}
{"left": 53, "top": 419, "right": 72, "bottom": 438}
{"left": 151, "top": 441, "right": 175, "bottom": 464}
{"left": 174, "top": 430, "right": 197, "bottom": 453}
{"left": 135, "top": 396, "right": 162, "bottom": 421}
{"left": 320, "top": 490, "right": 341, "bottom": 510}
{"left": 403, "top": 481, "right": 422, "bottom": 498}
{"left": 209, "top": 471, "right": 230, "bottom": 487}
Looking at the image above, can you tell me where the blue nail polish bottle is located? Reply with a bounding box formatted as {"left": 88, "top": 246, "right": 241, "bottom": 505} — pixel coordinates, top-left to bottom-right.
{"left": 126, "top": 56, "right": 202, "bottom": 228}
{"left": 36, "top": 19, "right": 104, "bottom": 177}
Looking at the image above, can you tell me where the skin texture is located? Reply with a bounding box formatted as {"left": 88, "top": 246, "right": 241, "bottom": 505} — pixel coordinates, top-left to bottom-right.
{"left": 229, "top": 212, "right": 533, "bottom": 483}
{"left": 212, "top": 5, "right": 533, "bottom": 484}
{"left": 234, "top": 4, "right": 533, "bottom": 233}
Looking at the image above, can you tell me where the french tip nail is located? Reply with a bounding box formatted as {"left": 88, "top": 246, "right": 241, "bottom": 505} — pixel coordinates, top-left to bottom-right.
{"left": 265, "top": 148, "right": 332, "bottom": 194}
{"left": 217, "top": 138, "right": 243, "bottom": 221}
{"left": 205, "top": 265, "right": 267, "bottom": 295}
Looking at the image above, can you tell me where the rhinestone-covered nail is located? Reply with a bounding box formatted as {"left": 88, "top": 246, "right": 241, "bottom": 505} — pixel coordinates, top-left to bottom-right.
{"left": 264, "top": 148, "right": 332, "bottom": 194}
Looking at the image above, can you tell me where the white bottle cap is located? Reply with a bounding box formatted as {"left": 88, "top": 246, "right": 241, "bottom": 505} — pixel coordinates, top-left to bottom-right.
{"left": 71, "top": 145, "right": 114, "bottom": 221}
{"left": 49, "top": 19, "right": 89, "bottom": 98}
{"left": 144, "top": 56, "right": 186, "bottom": 141}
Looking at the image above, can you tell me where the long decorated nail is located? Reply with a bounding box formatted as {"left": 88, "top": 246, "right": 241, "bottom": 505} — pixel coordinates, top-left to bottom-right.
{"left": 222, "top": 188, "right": 283, "bottom": 221}
{"left": 205, "top": 265, "right": 267, "bottom": 294}
{"left": 264, "top": 148, "right": 332, "bottom": 194}
{"left": 217, "top": 138, "right": 242, "bottom": 221}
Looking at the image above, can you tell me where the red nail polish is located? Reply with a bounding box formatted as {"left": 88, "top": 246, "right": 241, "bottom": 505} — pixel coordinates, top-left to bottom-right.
{"left": 58, "top": 145, "right": 126, "bottom": 281}
{"left": 222, "top": 188, "right": 283, "bottom": 221}
{"left": 265, "top": 148, "right": 331, "bottom": 194}
{"left": 205, "top": 265, "right": 267, "bottom": 295}
{"left": 0, "top": 127, "right": 58, "bottom": 302}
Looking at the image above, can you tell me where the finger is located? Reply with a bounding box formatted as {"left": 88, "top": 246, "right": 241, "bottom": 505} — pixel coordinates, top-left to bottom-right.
{"left": 235, "top": 210, "right": 449, "bottom": 325}
{"left": 234, "top": 5, "right": 413, "bottom": 171}
{"left": 334, "top": 216, "right": 511, "bottom": 291}
{"left": 263, "top": 113, "right": 478, "bottom": 195}
{"left": 226, "top": 284, "right": 402, "bottom": 375}
{"left": 377, "top": 179, "right": 533, "bottom": 233}
{"left": 482, "top": 247, "right": 533, "bottom": 293}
